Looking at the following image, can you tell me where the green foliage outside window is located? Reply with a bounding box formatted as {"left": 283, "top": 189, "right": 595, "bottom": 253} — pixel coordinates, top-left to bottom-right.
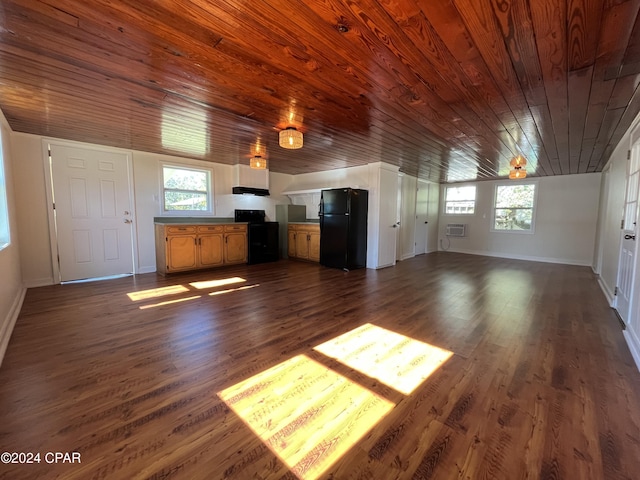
{"left": 163, "top": 166, "right": 210, "bottom": 212}
{"left": 494, "top": 184, "right": 536, "bottom": 231}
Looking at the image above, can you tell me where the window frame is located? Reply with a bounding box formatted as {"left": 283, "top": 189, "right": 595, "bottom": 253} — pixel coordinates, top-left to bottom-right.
{"left": 160, "top": 162, "right": 214, "bottom": 216}
{"left": 490, "top": 180, "right": 538, "bottom": 234}
{"left": 0, "top": 133, "right": 10, "bottom": 251}
{"left": 443, "top": 184, "right": 477, "bottom": 215}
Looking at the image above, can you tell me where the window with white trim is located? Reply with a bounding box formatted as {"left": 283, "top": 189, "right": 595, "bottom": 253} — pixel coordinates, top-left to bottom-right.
{"left": 492, "top": 183, "right": 537, "bottom": 232}
{"left": 444, "top": 185, "right": 476, "bottom": 214}
{"left": 0, "top": 135, "right": 9, "bottom": 250}
{"left": 161, "top": 164, "right": 213, "bottom": 214}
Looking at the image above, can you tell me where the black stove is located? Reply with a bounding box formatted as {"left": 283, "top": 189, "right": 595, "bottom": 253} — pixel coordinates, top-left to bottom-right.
{"left": 234, "top": 210, "right": 279, "bottom": 264}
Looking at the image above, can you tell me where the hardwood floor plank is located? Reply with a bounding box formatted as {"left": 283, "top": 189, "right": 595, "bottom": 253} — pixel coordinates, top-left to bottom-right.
{"left": 1, "top": 253, "right": 639, "bottom": 479}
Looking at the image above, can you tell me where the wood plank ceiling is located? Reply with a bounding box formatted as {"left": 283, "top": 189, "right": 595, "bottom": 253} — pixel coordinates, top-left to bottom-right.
{"left": 1, "top": 0, "right": 640, "bottom": 183}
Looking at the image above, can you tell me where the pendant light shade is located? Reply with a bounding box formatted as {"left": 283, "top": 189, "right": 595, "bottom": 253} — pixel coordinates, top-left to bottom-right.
{"left": 509, "top": 155, "right": 527, "bottom": 179}
{"left": 279, "top": 127, "right": 303, "bottom": 149}
{"left": 510, "top": 155, "right": 527, "bottom": 168}
{"left": 250, "top": 155, "right": 267, "bottom": 170}
{"left": 509, "top": 167, "right": 527, "bottom": 179}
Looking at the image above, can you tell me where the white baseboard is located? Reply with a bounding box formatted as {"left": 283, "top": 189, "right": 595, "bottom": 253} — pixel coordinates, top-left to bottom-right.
{"left": 437, "top": 247, "right": 592, "bottom": 267}
{"left": 0, "top": 287, "right": 27, "bottom": 367}
{"left": 399, "top": 253, "right": 415, "bottom": 261}
{"left": 624, "top": 328, "right": 640, "bottom": 373}
{"left": 23, "top": 277, "right": 55, "bottom": 288}
{"left": 597, "top": 277, "right": 616, "bottom": 306}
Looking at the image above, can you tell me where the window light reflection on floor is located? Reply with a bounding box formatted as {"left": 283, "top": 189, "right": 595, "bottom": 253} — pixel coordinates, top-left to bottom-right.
{"left": 314, "top": 323, "right": 453, "bottom": 395}
{"left": 189, "top": 277, "right": 246, "bottom": 289}
{"left": 127, "top": 284, "right": 189, "bottom": 301}
{"left": 138, "top": 295, "right": 201, "bottom": 310}
{"left": 218, "top": 354, "right": 394, "bottom": 480}
{"left": 208, "top": 284, "right": 259, "bottom": 296}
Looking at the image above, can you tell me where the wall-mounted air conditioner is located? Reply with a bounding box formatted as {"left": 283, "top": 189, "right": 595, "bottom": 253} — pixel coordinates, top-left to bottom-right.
{"left": 446, "top": 223, "right": 466, "bottom": 237}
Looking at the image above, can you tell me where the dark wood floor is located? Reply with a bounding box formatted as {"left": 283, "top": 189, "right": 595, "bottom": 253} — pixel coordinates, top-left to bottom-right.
{"left": 1, "top": 253, "right": 639, "bottom": 479}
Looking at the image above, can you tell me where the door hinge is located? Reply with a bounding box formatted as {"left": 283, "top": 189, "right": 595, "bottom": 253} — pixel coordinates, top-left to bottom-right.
{"left": 621, "top": 219, "right": 625, "bottom": 229}
{"left": 48, "top": 148, "right": 52, "bottom": 157}
{"left": 52, "top": 202, "right": 56, "bottom": 210}
{"left": 614, "top": 286, "right": 618, "bottom": 296}
{"left": 628, "top": 150, "right": 631, "bottom": 160}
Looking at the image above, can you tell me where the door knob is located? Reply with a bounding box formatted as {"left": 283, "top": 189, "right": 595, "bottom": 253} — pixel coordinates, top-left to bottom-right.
{"left": 624, "top": 234, "right": 636, "bottom": 240}
{"left": 124, "top": 219, "right": 132, "bottom": 224}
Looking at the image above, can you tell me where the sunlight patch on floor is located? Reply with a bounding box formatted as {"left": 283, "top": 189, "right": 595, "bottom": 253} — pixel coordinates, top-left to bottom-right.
{"left": 189, "top": 277, "right": 246, "bottom": 289}
{"left": 138, "top": 295, "right": 201, "bottom": 310}
{"left": 314, "top": 323, "right": 453, "bottom": 395}
{"left": 127, "top": 284, "right": 189, "bottom": 301}
{"left": 218, "top": 354, "right": 394, "bottom": 480}
{"left": 208, "top": 284, "right": 259, "bottom": 296}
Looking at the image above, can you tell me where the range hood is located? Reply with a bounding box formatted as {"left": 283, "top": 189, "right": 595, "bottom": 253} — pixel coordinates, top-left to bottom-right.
{"left": 232, "top": 186, "right": 270, "bottom": 196}
{"left": 232, "top": 165, "right": 269, "bottom": 196}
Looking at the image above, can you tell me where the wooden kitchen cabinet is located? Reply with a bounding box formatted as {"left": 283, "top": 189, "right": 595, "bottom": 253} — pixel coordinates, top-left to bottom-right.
{"left": 155, "top": 223, "right": 247, "bottom": 274}
{"left": 197, "top": 225, "right": 224, "bottom": 268}
{"left": 223, "top": 224, "right": 248, "bottom": 265}
{"left": 287, "top": 223, "right": 320, "bottom": 262}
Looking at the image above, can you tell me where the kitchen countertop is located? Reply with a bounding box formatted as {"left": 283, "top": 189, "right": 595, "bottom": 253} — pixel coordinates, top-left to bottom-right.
{"left": 154, "top": 217, "right": 244, "bottom": 224}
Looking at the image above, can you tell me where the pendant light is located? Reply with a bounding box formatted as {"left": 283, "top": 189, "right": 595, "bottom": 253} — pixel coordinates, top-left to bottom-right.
{"left": 509, "top": 155, "right": 527, "bottom": 179}
{"left": 279, "top": 127, "right": 303, "bottom": 149}
{"left": 250, "top": 155, "right": 267, "bottom": 170}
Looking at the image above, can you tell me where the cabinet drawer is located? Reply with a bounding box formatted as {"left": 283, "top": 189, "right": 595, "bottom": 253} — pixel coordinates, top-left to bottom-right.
{"left": 167, "top": 226, "right": 196, "bottom": 234}
{"left": 197, "top": 225, "right": 224, "bottom": 233}
{"left": 289, "top": 223, "right": 319, "bottom": 232}
{"left": 225, "top": 224, "right": 247, "bottom": 232}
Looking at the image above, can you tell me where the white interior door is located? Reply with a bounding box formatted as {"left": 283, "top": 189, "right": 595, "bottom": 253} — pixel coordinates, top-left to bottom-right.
{"left": 50, "top": 144, "right": 134, "bottom": 282}
{"left": 377, "top": 167, "right": 399, "bottom": 268}
{"left": 616, "top": 142, "right": 640, "bottom": 324}
{"left": 415, "top": 181, "right": 429, "bottom": 255}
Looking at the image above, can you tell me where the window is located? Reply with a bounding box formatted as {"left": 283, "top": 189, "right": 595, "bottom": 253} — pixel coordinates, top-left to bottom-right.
{"left": 493, "top": 183, "right": 537, "bottom": 232}
{"left": 444, "top": 185, "right": 476, "bottom": 214}
{"left": 162, "top": 164, "right": 213, "bottom": 214}
{"left": 0, "top": 135, "right": 9, "bottom": 250}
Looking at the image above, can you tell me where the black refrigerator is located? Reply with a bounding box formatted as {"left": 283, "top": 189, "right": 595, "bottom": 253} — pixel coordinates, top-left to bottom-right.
{"left": 319, "top": 188, "right": 368, "bottom": 270}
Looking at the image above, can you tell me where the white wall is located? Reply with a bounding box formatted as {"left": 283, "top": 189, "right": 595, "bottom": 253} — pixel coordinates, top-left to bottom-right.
{"left": 0, "top": 111, "right": 26, "bottom": 366}
{"left": 10, "top": 134, "right": 293, "bottom": 283}
{"left": 439, "top": 173, "right": 601, "bottom": 266}
{"left": 427, "top": 182, "right": 440, "bottom": 253}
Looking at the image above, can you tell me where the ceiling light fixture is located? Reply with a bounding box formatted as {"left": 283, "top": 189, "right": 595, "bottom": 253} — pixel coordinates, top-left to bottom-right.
{"left": 509, "top": 155, "right": 527, "bottom": 179}
{"left": 250, "top": 155, "right": 267, "bottom": 170}
{"left": 279, "top": 127, "right": 303, "bottom": 149}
